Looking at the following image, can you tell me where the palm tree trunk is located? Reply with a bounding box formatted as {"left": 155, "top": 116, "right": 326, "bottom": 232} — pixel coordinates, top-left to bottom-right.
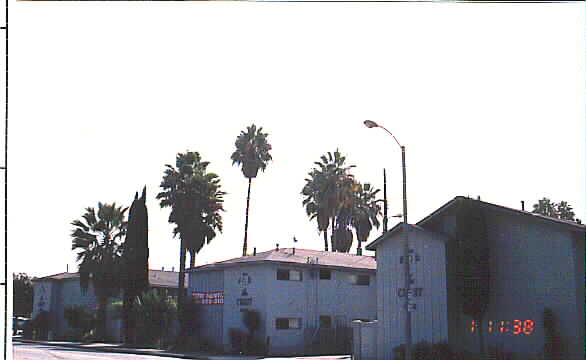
{"left": 330, "top": 218, "right": 335, "bottom": 252}
{"left": 178, "top": 238, "right": 186, "bottom": 315}
{"left": 323, "top": 231, "right": 329, "bottom": 251}
{"left": 243, "top": 177, "right": 252, "bottom": 256}
{"left": 97, "top": 295, "right": 108, "bottom": 341}
{"left": 190, "top": 250, "right": 195, "bottom": 269}
{"left": 123, "top": 293, "right": 136, "bottom": 344}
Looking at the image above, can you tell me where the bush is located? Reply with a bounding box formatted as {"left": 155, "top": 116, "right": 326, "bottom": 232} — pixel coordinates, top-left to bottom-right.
{"left": 30, "top": 311, "right": 50, "bottom": 340}
{"left": 393, "top": 341, "right": 455, "bottom": 360}
{"left": 64, "top": 305, "right": 95, "bottom": 340}
{"left": 229, "top": 328, "right": 246, "bottom": 354}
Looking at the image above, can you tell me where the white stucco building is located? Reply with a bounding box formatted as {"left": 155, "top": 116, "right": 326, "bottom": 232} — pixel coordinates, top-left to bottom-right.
{"left": 353, "top": 196, "right": 585, "bottom": 360}
{"left": 187, "top": 248, "right": 377, "bottom": 355}
{"left": 32, "top": 269, "right": 184, "bottom": 340}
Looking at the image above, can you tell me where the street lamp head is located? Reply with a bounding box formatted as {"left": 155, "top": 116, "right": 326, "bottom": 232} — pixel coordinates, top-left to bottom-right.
{"left": 363, "top": 120, "right": 379, "bottom": 128}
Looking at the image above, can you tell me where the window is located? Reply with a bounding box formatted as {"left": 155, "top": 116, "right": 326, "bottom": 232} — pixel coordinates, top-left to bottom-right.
{"left": 277, "top": 269, "right": 302, "bottom": 281}
{"left": 319, "top": 316, "right": 332, "bottom": 328}
{"left": 276, "top": 317, "right": 302, "bottom": 330}
{"left": 350, "top": 274, "right": 370, "bottom": 286}
{"left": 319, "top": 269, "right": 331, "bottom": 280}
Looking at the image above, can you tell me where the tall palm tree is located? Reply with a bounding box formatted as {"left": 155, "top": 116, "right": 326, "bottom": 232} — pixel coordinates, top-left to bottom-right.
{"left": 301, "top": 150, "right": 355, "bottom": 252}
{"left": 350, "top": 183, "right": 382, "bottom": 255}
{"left": 231, "top": 124, "right": 272, "bottom": 256}
{"left": 157, "top": 151, "right": 225, "bottom": 310}
{"left": 71, "top": 202, "right": 128, "bottom": 340}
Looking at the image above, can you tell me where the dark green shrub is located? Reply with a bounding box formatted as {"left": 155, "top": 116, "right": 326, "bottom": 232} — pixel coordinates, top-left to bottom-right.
{"left": 229, "top": 328, "right": 246, "bottom": 354}
{"left": 393, "top": 341, "right": 455, "bottom": 360}
{"left": 64, "top": 305, "right": 95, "bottom": 340}
{"left": 31, "top": 311, "right": 50, "bottom": 340}
{"left": 543, "top": 308, "right": 562, "bottom": 360}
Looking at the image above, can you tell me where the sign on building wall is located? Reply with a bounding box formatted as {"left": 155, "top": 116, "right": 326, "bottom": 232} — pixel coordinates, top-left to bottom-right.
{"left": 192, "top": 291, "right": 224, "bottom": 305}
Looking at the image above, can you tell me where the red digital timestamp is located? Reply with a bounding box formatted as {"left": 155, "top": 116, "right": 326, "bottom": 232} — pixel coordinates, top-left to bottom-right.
{"left": 470, "top": 320, "right": 535, "bottom": 335}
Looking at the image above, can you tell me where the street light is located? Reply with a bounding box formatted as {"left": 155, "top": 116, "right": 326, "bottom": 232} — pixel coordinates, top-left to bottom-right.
{"left": 363, "top": 120, "right": 412, "bottom": 360}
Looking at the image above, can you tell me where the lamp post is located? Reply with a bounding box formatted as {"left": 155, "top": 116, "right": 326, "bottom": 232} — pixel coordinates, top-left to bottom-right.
{"left": 364, "top": 120, "right": 412, "bottom": 360}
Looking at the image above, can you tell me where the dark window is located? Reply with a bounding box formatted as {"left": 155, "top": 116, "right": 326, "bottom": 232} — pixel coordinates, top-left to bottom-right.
{"left": 277, "top": 269, "right": 302, "bottom": 281}
{"left": 319, "top": 269, "right": 331, "bottom": 280}
{"left": 351, "top": 274, "right": 370, "bottom": 286}
{"left": 319, "top": 316, "right": 332, "bottom": 328}
{"left": 277, "top": 269, "right": 289, "bottom": 280}
{"left": 276, "top": 318, "right": 301, "bottom": 330}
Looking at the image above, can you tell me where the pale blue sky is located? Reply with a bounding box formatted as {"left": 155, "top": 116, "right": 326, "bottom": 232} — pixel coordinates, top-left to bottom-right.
{"left": 7, "top": 2, "right": 584, "bottom": 278}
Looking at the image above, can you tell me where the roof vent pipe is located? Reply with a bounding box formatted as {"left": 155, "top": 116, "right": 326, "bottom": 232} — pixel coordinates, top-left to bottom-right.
{"left": 253, "top": 247, "right": 257, "bottom": 256}
{"left": 292, "top": 247, "right": 295, "bottom": 255}
{"left": 172, "top": 266, "right": 175, "bottom": 272}
{"left": 162, "top": 266, "right": 165, "bottom": 271}
{"left": 276, "top": 244, "right": 279, "bottom": 251}
{"left": 521, "top": 201, "right": 525, "bottom": 211}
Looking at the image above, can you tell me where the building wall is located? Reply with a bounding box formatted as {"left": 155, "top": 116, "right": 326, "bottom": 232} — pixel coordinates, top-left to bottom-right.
{"left": 431, "top": 207, "right": 584, "bottom": 360}
{"left": 189, "top": 261, "right": 377, "bottom": 356}
{"left": 264, "top": 263, "right": 376, "bottom": 355}
{"left": 374, "top": 225, "right": 448, "bottom": 360}
{"left": 188, "top": 268, "right": 225, "bottom": 349}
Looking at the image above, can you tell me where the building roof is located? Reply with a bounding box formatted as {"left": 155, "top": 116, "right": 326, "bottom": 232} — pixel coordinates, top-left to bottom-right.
{"left": 33, "top": 269, "right": 186, "bottom": 288}
{"left": 188, "top": 248, "right": 376, "bottom": 272}
{"left": 417, "top": 196, "right": 586, "bottom": 231}
{"left": 365, "top": 223, "right": 446, "bottom": 250}
{"left": 365, "top": 196, "right": 585, "bottom": 251}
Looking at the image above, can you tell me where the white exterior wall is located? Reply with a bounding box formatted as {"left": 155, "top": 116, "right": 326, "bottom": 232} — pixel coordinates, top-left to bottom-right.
{"left": 264, "top": 264, "right": 376, "bottom": 355}
{"left": 223, "top": 265, "right": 270, "bottom": 352}
{"left": 189, "top": 261, "right": 377, "bottom": 356}
{"left": 446, "top": 210, "right": 584, "bottom": 360}
{"left": 188, "top": 269, "right": 225, "bottom": 349}
{"left": 375, "top": 225, "right": 448, "bottom": 360}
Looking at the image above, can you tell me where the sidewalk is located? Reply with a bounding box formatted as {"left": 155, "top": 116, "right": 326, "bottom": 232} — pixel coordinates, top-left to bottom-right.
{"left": 14, "top": 338, "right": 350, "bottom": 360}
{"left": 14, "top": 338, "right": 262, "bottom": 360}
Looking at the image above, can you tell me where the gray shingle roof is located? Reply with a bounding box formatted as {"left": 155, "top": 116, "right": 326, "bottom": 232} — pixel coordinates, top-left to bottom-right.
{"left": 417, "top": 196, "right": 586, "bottom": 231}
{"left": 188, "top": 248, "right": 376, "bottom": 272}
{"left": 33, "top": 269, "right": 186, "bottom": 288}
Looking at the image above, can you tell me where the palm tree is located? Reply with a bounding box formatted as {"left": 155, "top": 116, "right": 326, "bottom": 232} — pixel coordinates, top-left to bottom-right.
{"left": 301, "top": 150, "right": 355, "bottom": 252}
{"left": 231, "top": 124, "right": 272, "bottom": 256}
{"left": 350, "top": 183, "right": 382, "bottom": 255}
{"left": 157, "top": 151, "right": 225, "bottom": 310}
{"left": 71, "top": 202, "right": 128, "bottom": 340}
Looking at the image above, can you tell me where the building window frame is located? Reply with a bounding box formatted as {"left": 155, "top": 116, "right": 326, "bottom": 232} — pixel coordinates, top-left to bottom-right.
{"left": 319, "top": 315, "right": 332, "bottom": 328}
{"left": 276, "top": 317, "right": 302, "bottom": 330}
{"left": 276, "top": 269, "right": 303, "bottom": 281}
{"left": 350, "top": 274, "right": 370, "bottom": 286}
{"left": 319, "top": 269, "right": 332, "bottom": 280}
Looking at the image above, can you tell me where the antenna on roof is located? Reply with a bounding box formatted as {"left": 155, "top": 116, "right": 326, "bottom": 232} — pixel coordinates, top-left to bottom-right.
{"left": 293, "top": 236, "right": 297, "bottom": 255}
{"left": 253, "top": 247, "right": 257, "bottom": 256}
{"left": 66, "top": 264, "right": 69, "bottom": 273}
{"left": 521, "top": 201, "right": 525, "bottom": 211}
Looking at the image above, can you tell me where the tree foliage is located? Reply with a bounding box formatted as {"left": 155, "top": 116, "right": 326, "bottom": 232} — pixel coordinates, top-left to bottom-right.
{"left": 71, "top": 202, "right": 128, "bottom": 340}
{"left": 231, "top": 124, "right": 272, "bottom": 256}
{"left": 532, "top": 198, "right": 582, "bottom": 224}
{"left": 230, "top": 124, "right": 273, "bottom": 179}
{"left": 13, "top": 273, "right": 34, "bottom": 317}
{"left": 302, "top": 150, "right": 382, "bottom": 252}
{"left": 121, "top": 187, "right": 150, "bottom": 344}
{"left": 157, "top": 151, "right": 225, "bottom": 310}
